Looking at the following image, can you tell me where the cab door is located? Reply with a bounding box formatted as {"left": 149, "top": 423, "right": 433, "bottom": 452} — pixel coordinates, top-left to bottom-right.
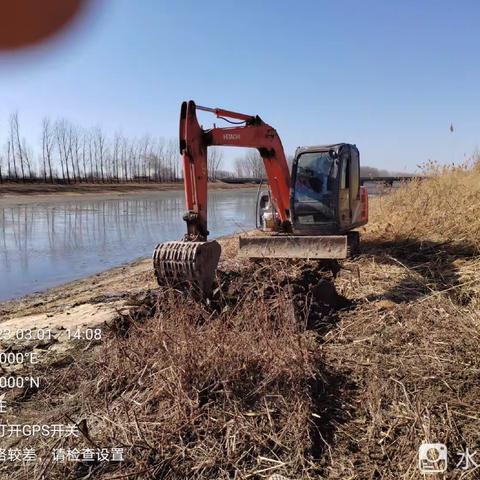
{"left": 338, "top": 146, "right": 351, "bottom": 230}
{"left": 349, "top": 146, "right": 363, "bottom": 225}
{"left": 349, "top": 146, "right": 360, "bottom": 210}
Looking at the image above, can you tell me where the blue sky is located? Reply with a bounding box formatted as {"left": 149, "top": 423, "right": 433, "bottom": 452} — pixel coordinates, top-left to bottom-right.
{"left": 0, "top": 0, "right": 479, "bottom": 172}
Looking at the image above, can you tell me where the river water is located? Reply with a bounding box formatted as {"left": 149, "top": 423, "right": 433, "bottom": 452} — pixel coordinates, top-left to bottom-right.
{"left": 0, "top": 189, "right": 258, "bottom": 302}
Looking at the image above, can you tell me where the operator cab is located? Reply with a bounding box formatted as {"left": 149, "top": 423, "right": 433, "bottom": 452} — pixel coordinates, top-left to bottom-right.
{"left": 290, "top": 143, "right": 367, "bottom": 234}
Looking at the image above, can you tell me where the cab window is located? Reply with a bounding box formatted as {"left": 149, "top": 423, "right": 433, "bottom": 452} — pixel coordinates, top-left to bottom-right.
{"left": 294, "top": 152, "right": 337, "bottom": 202}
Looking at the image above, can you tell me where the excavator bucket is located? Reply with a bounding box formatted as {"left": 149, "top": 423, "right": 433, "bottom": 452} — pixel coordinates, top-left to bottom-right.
{"left": 238, "top": 235, "right": 348, "bottom": 259}
{"left": 153, "top": 240, "right": 221, "bottom": 295}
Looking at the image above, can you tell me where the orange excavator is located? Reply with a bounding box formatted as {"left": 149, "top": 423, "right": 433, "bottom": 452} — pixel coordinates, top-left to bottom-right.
{"left": 153, "top": 100, "right": 368, "bottom": 293}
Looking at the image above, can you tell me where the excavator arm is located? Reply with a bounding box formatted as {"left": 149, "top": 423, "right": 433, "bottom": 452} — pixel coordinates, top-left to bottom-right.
{"left": 179, "top": 100, "right": 291, "bottom": 240}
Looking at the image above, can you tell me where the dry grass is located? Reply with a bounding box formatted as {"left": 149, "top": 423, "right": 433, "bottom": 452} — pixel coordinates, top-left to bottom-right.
{"left": 325, "top": 159, "right": 480, "bottom": 478}
{"left": 366, "top": 157, "right": 480, "bottom": 252}
{"left": 4, "top": 160, "right": 480, "bottom": 479}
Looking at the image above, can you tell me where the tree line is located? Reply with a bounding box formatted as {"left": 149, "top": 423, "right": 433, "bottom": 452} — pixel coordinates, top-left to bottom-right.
{"left": 0, "top": 112, "right": 401, "bottom": 184}
{"left": 0, "top": 112, "right": 229, "bottom": 183}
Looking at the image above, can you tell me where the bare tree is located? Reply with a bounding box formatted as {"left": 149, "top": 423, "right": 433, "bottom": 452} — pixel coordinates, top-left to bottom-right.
{"left": 118, "top": 136, "right": 128, "bottom": 182}
{"left": 245, "top": 150, "right": 264, "bottom": 178}
{"left": 147, "top": 138, "right": 165, "bottom": 182}
{"left": 93, "top": 127, "right": 106, "bottom": 182}
{"left": 69, "top": 125, "right": 83, "bottom": 182}
{"left": 138, "top": 135, "right": 151, "bottom": 181}
{"left": 112, "top": 133, "right": 122, "bottom": 182}
{"left": 208, "top": 147, "right": 224, "bottom": 181}
{"left": 234, "top": 157, "right": 247, "bottom": 177}
{"left": 128, "top": 140, "right": 138, "bottom": 182}
{"left": 55, "top": 119, "right": 70, "bottom": 182}
{"left": 234, "top": 150, "right": 264, "bottom": 178}
{"left": 22, "top": 139, "right": 34, "bottom": 178}
{"left": 79, "top": 128, "right": 88, "bottom": 182}
{"left": 6, "top": 141, "right": 15, "bottom": 179}
{"left": 41, "top": 118, "right": 55, "bottom": 182}
{"left": 85, "top": 130, "right": 95, "bottom": 182}
{"left": 165, "top": 139, "right": 179, "bottom": 182}
{"left": 10, "top": 112, "right": 25, "bottom": 181}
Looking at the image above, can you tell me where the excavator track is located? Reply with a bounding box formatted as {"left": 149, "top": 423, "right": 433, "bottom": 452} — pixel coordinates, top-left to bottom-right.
{"left": 152, "top": 240, "right": 221, "bottom": 294}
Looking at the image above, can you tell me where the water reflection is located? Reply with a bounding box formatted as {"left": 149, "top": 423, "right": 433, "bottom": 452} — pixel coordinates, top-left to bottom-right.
{"left": 0, "top": 189, "right": 257, "bottom": 301}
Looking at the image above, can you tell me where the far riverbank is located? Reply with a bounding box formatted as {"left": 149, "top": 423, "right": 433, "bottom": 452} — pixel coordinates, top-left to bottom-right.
{"left": 0, "top": 181, "right": 257, "bottom": 205}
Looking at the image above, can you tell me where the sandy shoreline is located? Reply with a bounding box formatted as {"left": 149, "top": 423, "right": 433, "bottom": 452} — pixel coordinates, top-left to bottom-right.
{"left": 0, "top": 232, "right": 246, "bottom": 321}
{"left": 0, "top": 256, "right": 153, "bottom": 320}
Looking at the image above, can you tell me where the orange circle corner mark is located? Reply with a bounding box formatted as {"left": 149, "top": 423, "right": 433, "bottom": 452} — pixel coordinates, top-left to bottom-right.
{"left": 0, "top": 0, "right": 88, "bottom": 50}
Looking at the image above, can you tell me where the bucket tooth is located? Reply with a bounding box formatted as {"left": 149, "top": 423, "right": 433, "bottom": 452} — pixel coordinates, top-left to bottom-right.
{"left": 152, "top": 240, "right": 221, "bottom": 294}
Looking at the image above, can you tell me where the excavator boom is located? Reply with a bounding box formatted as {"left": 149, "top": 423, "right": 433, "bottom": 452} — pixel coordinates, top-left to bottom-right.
{"left": 178, "top": 100, "right": 291, "bottom": 240}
